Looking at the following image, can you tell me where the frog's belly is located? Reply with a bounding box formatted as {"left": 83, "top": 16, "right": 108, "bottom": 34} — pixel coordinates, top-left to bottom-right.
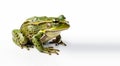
{"left": 44, "top": 31, "right": 60, "bottom": 42}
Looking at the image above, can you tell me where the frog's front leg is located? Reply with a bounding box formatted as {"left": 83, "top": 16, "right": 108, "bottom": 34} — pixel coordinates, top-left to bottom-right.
{"left": 32, "top": 30, "right": 59, "bottom": 55}
{"left": 49, "top": 35, "right": 67, "bottom": 46}
{"left": 12, "top": 29, "right": 29, "bottom": 49}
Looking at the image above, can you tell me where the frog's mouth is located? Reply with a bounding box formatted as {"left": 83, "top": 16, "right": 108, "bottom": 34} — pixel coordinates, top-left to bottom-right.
{"left": 48, "top": 27, "right": 69, "bottom": 32}
{"left": 50, "top": 23, "right": 70, "bottom": 31}
{"left": 47, "top": 29, "right": 63, "bottom": 32}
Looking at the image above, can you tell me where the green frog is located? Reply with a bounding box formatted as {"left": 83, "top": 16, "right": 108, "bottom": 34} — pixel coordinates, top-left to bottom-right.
{"left": 12, "top": 15, "right": 70, "bottom": 55}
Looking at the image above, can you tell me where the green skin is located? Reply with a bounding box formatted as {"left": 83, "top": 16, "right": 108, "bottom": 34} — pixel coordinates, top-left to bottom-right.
{"left": 12, "top": 15, "right": 70, "bottom": 55}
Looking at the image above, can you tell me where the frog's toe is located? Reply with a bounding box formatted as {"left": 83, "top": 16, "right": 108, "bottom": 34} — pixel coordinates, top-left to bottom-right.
{"left": 42, "top": 47, "right": 60, "bottom": 55}
{"left": 55, "top": 41, "right": 67, "bottom": 46}
{"left": 20, "top": 44, "right": 34, "bottom": 50}
{"left": 49, "top": 40, "right": 67, "bottom": 46}
{"left": 56, "top": 43, "right": 66, "bottom": 46}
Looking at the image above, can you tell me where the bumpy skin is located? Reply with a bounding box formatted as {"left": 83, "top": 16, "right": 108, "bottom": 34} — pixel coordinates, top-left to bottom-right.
{"left": 12, "top": 15, "right": 70, "bottom": 55}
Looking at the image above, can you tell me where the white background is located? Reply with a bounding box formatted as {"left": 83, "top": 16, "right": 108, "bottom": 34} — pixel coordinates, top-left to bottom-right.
{"left": 0, "top": 0, "right": 120, "bottom": 66}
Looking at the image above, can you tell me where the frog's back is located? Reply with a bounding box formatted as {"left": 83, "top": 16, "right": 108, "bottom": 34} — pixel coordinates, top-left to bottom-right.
{"left": 20, "top": 21, "right": 40, "bottom": 40}
{"left": 26, "top": 16, "right": 54, "bottom": 23}
{"left": 20, "top": 16, "right": 55, "bottom": 40}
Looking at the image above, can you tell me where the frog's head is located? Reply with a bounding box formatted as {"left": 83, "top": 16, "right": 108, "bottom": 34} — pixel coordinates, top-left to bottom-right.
{"left": 48, "top": 15, "right": 70, "bottom": 31}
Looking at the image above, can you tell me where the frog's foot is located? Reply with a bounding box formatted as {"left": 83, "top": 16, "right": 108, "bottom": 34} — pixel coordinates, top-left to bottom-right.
{"left": 42, "top": 47, "right": 60, "bottom": 55}
{"left": 49, "top": 35, "right": 67, "bottom": 46}
{"left": 56, "top": 41, "right": 67, "bottom": 46}
{"left": 49, "top": 39, "right": 67, "bottom": 46}
{"left": 21, "top": 44, "right": 34, "bottom": 50}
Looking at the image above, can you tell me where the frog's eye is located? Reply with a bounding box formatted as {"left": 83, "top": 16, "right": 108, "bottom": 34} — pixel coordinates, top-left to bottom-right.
{"left": 53, "top": 18, "right": 59, "bottom": 23}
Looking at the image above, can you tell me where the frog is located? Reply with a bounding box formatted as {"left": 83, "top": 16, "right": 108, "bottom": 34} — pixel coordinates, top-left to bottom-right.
{"left": 12, "top": 15, "right": 70, "bottom": 55}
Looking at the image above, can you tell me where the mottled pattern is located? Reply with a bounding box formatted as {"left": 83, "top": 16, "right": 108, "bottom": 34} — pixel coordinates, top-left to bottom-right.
{"left": 12, "top": 15, "right": 70, "bottom": 55}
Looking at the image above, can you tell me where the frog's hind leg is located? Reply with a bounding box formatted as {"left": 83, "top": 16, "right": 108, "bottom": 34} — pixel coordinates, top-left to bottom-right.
{"left": 12, "top": 29, "right": 29, "bottom": 50}
{"left": 49, "top": 35, "right": 67, "bottom": 46}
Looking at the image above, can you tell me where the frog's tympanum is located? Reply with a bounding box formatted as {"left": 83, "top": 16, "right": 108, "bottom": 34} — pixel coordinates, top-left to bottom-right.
{"left": 12, "top": 15, "right": 70, "bottom": 55}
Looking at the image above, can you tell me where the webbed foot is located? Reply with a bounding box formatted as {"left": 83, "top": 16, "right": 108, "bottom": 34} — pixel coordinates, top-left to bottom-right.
{"left": 49, "top": 40, "right": 67, "bottom": 46}
{"left": 42, "top": 47, "right": 60, "bottom": 55}
{"left": 21, "top": 44, "right": 34, "bottom": 50}
{"left": 49, "top": 35, "right": 67, "bottom": 46}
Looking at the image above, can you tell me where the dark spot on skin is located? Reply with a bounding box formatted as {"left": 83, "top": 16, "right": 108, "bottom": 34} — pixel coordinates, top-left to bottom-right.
{"left": 32, "top": 41, "right": 35, "bottom": 43}
{"left": 15, "top": 32, "right": 17, "bottom": 34}
{"left": 24, "top": 21, "right": 29, "bottom": 24}
{"left": 15, "top": 34, "right": 18, "bottom": 37}
{"left": 29, "top": 31, "right": 31, "bottom": 33}
{"left": 33, "top": 31, "right": 37, "bottom": 34}
{"left": 26, "top": 29, "right": 29, "bottom": 32}
{"left": 41, "top": 51, "right": 44, "bottom": 52}
{"left": 35, "top": 45, "right": 38, "bottom": 47}
{"left": 29, "top": 32, "right": 33, "bottom": 34}
{"left": 17, "top": 36, "right": 20, "bottom": 39}
{"left": 23, "top": 34, "right": 25, "bottom": 36}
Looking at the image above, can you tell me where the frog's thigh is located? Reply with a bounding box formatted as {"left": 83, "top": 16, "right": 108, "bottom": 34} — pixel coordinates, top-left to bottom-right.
{"left": 32, "top": 31, "right": 44, "bottom": 52}
{"left": 12, "top": 29, "right": 28, "bottom": 47}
